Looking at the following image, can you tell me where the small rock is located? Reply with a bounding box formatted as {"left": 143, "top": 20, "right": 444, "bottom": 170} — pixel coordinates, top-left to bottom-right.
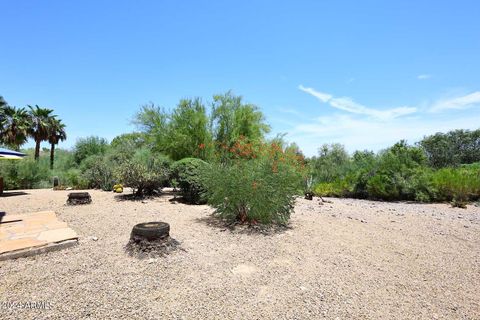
{"left": 92, "top": 236, "right": 98, "bottom": 241}
{"left": 361, "top": 219, "right": 367, "bottom": 223}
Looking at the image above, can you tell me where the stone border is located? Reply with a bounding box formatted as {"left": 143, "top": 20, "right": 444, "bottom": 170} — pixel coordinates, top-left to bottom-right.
{"left": 0, "top": 239, "right": 78, "bottom": 261}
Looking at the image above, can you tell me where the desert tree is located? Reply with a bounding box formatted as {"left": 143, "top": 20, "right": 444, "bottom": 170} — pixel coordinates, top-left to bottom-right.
{"left": 48, "top": 118, "right": 67, "bottom": 169}
{"left": 28, "top": 105, "right": 55, "bottom": 160}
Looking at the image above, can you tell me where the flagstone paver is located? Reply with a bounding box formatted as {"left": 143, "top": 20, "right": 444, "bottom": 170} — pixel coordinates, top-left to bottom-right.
{"left": 0, "top": 210, "right": 78, "bottom": 259}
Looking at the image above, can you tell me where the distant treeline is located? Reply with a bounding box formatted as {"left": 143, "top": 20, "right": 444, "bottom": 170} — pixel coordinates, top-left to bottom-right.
{"left": 1, "top": 92, "right": 479, "bottom": 208}
{"left": 310, "top": 129, "right": 480, "bottom": 206}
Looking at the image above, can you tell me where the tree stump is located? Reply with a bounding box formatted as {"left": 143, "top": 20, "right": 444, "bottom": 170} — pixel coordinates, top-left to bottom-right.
{"left": 126, "top": 222, "right": 180, "bottom": 257}
{"left": 130, "top": 222, "right": 170, "bottom": 242}
{"left": 53, "top": 176, "right": 59, "bottom": 188}
{"left": 67, "top": 192, "right": 92, "bottom": 205}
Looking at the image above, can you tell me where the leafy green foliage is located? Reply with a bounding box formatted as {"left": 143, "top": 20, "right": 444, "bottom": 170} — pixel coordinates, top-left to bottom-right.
{"left": 0, "top": 105, "right": 31, "bottom": 149}
{"left": 114, "top": 149, "right": 170, "bottom": 196}
{"left": 211, "top": 91, "right": 270, "bottom": 151}
{"left": 171, "top": 158, "right": 209, "bottom": 204}
{"left": 73, "top": 136, "right": 109, "bottom": 164}
{"left": 28, "top": 105, "right": 55, "bottom": 160}
{"left": 166, "top": 98, "right": 212, "bottom": 161}
{"left": 204, "top": 140, "right": 304, "bottom": 225}
{"left": 365, "top": 141, "right": 427, "bottom": 200}
{"left": 81, "top": 155, "right": 115, "bottom": 191}
{"left": 0, "top": 157, "right": 49, "bottom": 189}
{"left": 311, "top": 140, "right": 480, "bottom": 205}
{"left": 432, "top": 164, "right": 480, "bottom": 203}
{"left": 310, "top": 143, "right": 350, "bottom": 183}
{"left": 132, "top": 92, "right": 270, "bottom": 162}
{"left": 419, "top": 129, "right": 480, "bottom": 168}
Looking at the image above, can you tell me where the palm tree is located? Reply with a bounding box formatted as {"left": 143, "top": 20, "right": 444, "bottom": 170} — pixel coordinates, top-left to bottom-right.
{"left": 28, "top": 105, "right": 55, "bottom": 160}
{"left": 0, "top": 106, "right": 31, "bottom": 150}
{"left": 0, "top": 96, "right": 7, "bottom": 135}
{"left": 48, "top": 118, "right": 67, "bottom": 169}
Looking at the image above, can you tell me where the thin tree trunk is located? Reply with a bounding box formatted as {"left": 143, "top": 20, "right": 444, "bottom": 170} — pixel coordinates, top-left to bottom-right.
{"left": 50, "top": 143, "right": 55, "bottom": 169}
{"left": 34, "top": 140, "right": 41, "bottom": 160}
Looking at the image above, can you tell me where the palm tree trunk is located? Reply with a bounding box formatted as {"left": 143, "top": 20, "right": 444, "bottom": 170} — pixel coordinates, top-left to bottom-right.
{"left": 34, "top": 140, "right": 41, "bottom": 160}
{"left": 50, "top": 143, "right": 55, "bottom": 169}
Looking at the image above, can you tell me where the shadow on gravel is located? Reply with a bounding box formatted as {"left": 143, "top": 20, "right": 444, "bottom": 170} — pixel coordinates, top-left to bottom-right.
{"left": 0, "top": 191, "right": 29, "bottom": 198}
{"left": 114, "top": 192, "right": 167, "bottom": 202}
{"left": 194, "top": 215, "right": 292, "bottom": 236}
{"left": 114, "top": 188, "right": 184, "bottom": 203}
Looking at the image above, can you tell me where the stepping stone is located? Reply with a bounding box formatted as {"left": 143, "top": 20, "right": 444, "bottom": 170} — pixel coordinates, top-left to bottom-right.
{"left": 0, "top": 210, "right": 78, "bottom": 261}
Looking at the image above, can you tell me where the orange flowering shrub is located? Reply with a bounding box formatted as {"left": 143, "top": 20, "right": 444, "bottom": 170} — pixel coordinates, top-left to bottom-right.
{"left": 203, "top": 138, "right": 305, "bottom": 225}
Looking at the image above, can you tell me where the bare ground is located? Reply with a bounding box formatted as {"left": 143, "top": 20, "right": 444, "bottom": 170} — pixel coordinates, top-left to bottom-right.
{"left": 0, "top": 189, "right": 479, "bottom": 319}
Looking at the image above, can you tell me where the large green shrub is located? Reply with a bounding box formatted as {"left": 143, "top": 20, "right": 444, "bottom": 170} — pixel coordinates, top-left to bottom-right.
{"left": 62, "top": 168, "right": 88, "bottom": 189}
{"left": 365, "top": 141, "right": 427, "bottom": 200}
{"left": 115, "top": 149, "right": 169, "bottom": 196}
{"left": 73, "top": 136, "right": 109, "bottom": 164}
{"left": 419, "top": 129, "right": 480, "bottom": 168}
{"left": 309, "top": 143, "right": 351, "bottom": 183}
{"left": 203, "top": 140, "right": 304, "bottom": 225}
{"left": 1, "top": 158, "right": 49, "bottom": 189}
{"left": 81, "top": 155, "right": 115, "bottom": 191}
{"left": 432, "top": 164, "right": 480, "bottom": 203}
{"left": 171, "top": 158, "right": 209, "bottom": 204}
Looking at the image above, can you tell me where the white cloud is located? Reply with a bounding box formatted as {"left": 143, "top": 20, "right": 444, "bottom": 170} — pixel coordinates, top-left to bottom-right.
{"left": 429, "top": 91, "right": 480, "bottom": 112}
{"left": 417, "top": 74, "right": 432, "bottom": 80}
{"left": 298, "top": 85, "right": 417, "bottom": 120}
{"left": 285, "top": 113, "right": 480, "bottom": 156}
{"left": 277, "top": 107, "right": 303, "bottom": 117}
{"left": 270, "top": 85, "right": 480, "bottom": 156}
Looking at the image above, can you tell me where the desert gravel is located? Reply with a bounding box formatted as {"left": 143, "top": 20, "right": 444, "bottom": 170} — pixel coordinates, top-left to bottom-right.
{"left": 1, "top": 189, "right": 479, "bottom": 319}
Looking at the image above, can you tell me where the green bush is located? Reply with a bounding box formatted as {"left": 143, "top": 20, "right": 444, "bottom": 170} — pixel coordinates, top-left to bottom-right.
{"left": 81, "top": 155, "right": 115, "bottom": 191}
{"left": 171, "top": 158, "right": 209, "bottom": 204}
{"left": 7, "top": 158, "right": 49, "bottom": 189}
{"left": 432, "top": 165, "right": 480, "bottom": 203}
{"left": 62, "top": 168, "right": 88, "bottom": 189}
{"left": 73, "top": 136, "right": 109, "bottom": 164}
{"left": 314, "top": 181, "right": 346, "bottom": 197}
{"left": 115, "top": 149, "right": 169, "bottom": 196}
{"left": 364, "top": 141, "right": 427, "bottom": 200}
{"left": 203, "top": 141, "right": 304, "bottom": 225}
{"left": 310, "top": 143, "right": 350, "bottom": 183}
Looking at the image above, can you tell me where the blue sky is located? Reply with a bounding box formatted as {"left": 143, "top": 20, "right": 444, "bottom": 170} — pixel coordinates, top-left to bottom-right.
{"left": 1, "top": 0, "right": 479, "bottom": 156}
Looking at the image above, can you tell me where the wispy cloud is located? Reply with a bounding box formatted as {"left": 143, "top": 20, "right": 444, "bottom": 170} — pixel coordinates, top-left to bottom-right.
{"left": 298, "top": 85, "right": 417, "bottom": 120}
{"left": 429, "top": 91, "right": 480, "bottom": 112}
{"left": 286, "top": 113, "right": 480, "bottom": 156}
{"left": 270, "top": 85, "right": 480, "bottom": 156}
{"left": 417, "top": 74, "right": 432, "bottom": 80}
{"left": 277, "top": 107, "right": 303, "bottom": 117}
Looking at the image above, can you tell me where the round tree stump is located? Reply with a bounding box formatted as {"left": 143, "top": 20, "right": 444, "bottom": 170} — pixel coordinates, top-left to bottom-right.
{"left": 67, "top": 192, "right": 92, "bottom": 205}
{"left": 53, "top": 176, "right": 59, "bottom": 188}
{"left": 130, "top": 222, "right": 170, "bottom": 242}
{"left": 127, "top": 222, "right": 179, "bottom": 258}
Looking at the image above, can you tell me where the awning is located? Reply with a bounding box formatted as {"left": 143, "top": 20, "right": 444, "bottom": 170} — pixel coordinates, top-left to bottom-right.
{"left": 0, "top": 148, "right": 26, "bottom": 160}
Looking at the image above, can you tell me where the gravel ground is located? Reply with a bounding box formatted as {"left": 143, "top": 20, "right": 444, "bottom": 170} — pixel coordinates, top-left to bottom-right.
{"left": 1, "top": 189, "right": 479, "bottom": 319}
